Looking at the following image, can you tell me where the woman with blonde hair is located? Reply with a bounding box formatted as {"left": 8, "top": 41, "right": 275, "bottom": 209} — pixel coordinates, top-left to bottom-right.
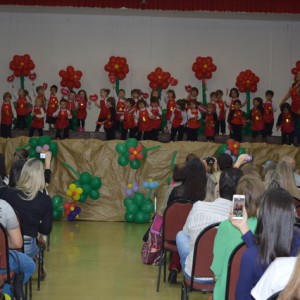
{"left": 0, "top": 158, "right": 52, "bottom": 258}
{"left": 204, "top": 171, "right": 221, "bottom": 202}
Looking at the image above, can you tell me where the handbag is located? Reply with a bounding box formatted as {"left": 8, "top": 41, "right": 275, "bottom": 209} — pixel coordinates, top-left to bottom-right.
{"left": 141, "top": 214, "right": 163, "bottom": 265}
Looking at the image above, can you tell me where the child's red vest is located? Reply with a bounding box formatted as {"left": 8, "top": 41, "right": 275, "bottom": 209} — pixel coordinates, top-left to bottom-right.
{"left": 263, "top": 101, "right": 274, "bottom": 123}
{"left": 123, "top": 108, "right": 136, "bottom": 129}
{"left": 150, "top": 107, "right": 161, "bottom": 130}
{"left": 77, "top": 100, "right": 87, "bottom": 120}
{"left": 46, "top": 96, "right": 58, "bottom": 117}
{"left": 172, "top": 109, "right": 183, "bottom": 128}
{"left": 16, "top": 97, "right": 28, "bottom": 116}
{"left": 204, "top": 113, "right": 216, "bottom": 137}
{"left": 251, "top": 108, "right": 265, "bottom": 131}
{"left": 56, "top": 109, "right": 69, "bottom": 129}
{"left": 116, "top": 100, "right": 126, "bottom": 121}
{"left": 31, "top": 107, "right": 44, "bottom": 128}
{"left": 138, "top": 108, "right": 151, "bottom": 132}
{"left": 1, "top": 103, "right": 13, "bottom": 125}
{"left": 187, "top": 109, "right": 200, "bottom": 129}
{"left": 166, "top": 99, "right": 176, "bottom": 121}
{"left": 281, "top": 112, "right": 294, "bottom": 133}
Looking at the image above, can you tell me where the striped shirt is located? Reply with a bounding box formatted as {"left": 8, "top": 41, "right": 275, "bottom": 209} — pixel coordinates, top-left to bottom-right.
{"left": 183, "top": 198, "right": 232, "bottom": 276}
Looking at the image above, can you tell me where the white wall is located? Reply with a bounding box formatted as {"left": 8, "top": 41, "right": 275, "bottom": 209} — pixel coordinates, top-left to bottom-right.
{"left": 0, "top": 10, "right": 299, "bottom": 132}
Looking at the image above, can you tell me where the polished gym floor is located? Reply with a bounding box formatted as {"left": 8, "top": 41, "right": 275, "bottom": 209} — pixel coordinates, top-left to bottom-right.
{"left": 32, "top": 221, "right": 208, "bottom": 300}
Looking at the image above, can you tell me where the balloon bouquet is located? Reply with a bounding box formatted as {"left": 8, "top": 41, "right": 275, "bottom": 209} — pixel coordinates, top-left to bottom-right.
{"left": 215, "top": 139, "right": 246, "bottom": 163}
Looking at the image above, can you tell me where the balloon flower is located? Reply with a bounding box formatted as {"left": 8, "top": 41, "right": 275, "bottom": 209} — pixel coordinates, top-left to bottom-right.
{"left": 115, "top": 138, "right": 160, "bottom": 170}
{"left": 52, "top": 195, "right": 64, "bottom": 219}
{"left": 63, "top": 202, "right": 81, "bottom": 221}
{"left": 59, "top": 65, "right": 83, "bottom": 90}
{"left": 16, "top": 135, "right": 58, "bottom": 160}
{"left": 63, "top": 162, "right": 102, "bottom": 202}
{"left": 125, "top": 182, "right": 139, "bottom": 197}
{"left": 123, "top": 179, "right": 159, "bottom": 224}
{"left": 215, "top": 139, "right": 246, "bottom": 163}
{"left": 291, "top": 61, "right": 300, "bottom": 76}
{"left": 147, "top": 67, "right": 172, "bottom": 90}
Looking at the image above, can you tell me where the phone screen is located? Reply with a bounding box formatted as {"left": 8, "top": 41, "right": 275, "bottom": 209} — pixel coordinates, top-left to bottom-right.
{"left": 232, "top": 195, "right": 245, "bottom": 219}
{"left": 40, "top": 153, "right": 46, "bottom": 159}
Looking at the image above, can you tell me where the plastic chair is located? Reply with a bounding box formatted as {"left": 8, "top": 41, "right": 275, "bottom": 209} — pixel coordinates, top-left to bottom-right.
{"left": 225, "top": 243, "right": 247, "bottom": 300}
{"left": 181, "top": 222, "right": 220, "bottom": 300}
{"left": 156, "top": 200, "right": 193, "bottom": 292}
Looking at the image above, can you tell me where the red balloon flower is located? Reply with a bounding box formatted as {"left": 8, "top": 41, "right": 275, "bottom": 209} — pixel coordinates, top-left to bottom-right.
{"left": 227, "top": 139, "right": 240, "bottom": 156}
{"left": 236, "top": 69, "right": 260, "bottom": 93}
{"left": 9, "top": 54, "right": 35, "bottom": 77}
{"left": 59, "top": 66, "right": 83, "bottom": 90}
{"left": 128, "top": 145, "right": 144, "bottom": 161}
{"left": 192, "top": 56, "right": 217, "bottom": 80}
{"left": 147, "top": 67, "right": 171, "bottom": 90}
{"left": 104, "top": 56, "right": 129, "bottom": 81}
{"left": 291, "top": 61, "right": 300, "bottom": 76}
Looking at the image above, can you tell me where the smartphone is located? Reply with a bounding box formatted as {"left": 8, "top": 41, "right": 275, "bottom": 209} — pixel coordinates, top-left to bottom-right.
{"left": 232, "top": 194, "right": 245, "bottom": 219}
{"left": 40, "top": 153, "right": 46, "bottom": 159}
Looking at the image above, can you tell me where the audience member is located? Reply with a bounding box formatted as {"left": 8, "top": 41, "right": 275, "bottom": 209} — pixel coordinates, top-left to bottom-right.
{"left": 204, "top": 171, "right": 221, "bottom": 202}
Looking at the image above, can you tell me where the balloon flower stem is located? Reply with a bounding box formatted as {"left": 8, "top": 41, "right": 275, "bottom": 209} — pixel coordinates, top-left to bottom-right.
{"left": 63, "top": 162, "right": 81, "bottom": 178}
{"left": 143, "top": 145, "right": 161, "bottom": 151}
{"left": 16, "top": 143, "right": 30, "bottom": 150}
{"left": 144, "top": 188, "right": 153, "bottom": 203}
{"left": 170, "top": 151, "right": 177, "bottom": 170}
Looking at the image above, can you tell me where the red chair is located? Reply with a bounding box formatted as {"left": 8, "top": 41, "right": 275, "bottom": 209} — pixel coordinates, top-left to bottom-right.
{"left": 181, "top": 222, "right": 220, "bottom": 300}
{"left": 156, "top": 200, "right": 193, "bottom": 292}
{"left": 293, "top": 197, "right": 300, "bottom": 217}
{"left": 225, "top": 243, "right": 247, "bottom": 300}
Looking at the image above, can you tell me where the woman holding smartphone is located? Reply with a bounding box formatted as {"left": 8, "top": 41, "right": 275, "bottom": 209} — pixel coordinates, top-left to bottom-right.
{"left": 231, "top": 188, "right": 300, "bottom": 300}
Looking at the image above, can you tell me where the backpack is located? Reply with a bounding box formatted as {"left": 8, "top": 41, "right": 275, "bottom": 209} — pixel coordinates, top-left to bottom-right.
{"left": 141, "top": 214, "right": 163, "bottom": 265}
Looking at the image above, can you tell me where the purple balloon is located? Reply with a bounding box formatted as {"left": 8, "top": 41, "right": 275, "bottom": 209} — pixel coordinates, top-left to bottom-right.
{"left": 125, "top": 187, "right": 133, "bottom": 196}
{"left": 231, "top": 155, "right": 237, "bottom": 163}
{"left": 225, "top": 150, "right": 232, "bottom": 155}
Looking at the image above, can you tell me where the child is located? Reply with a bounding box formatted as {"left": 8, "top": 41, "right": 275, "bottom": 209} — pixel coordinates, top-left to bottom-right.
{"left": 215, "top": 89, "right": 226, "bottom": 135}
{"left": 76, "top": 89, "right": 88, "bottom": 132}
{"left": 103, "top": 97, "right": 116, "bottom": 140}
{"left": 46, "top": 85, "right": 59, "bottom": 130}
{"left": 186, "top": 100, "right": 201, "bottom": 141}
{"left": 203, "top": 103, "right": 218, "bottom": 142}
{"left": 165, "top": 89, "right": 176, "bottom": 123}
{"left": 149, "top": 98, "right": 162, "bottom": 141}
{"left": 53, "top": 98, "right": 72, "bottom": 139}
{"left": 131, "top": 89, "right": 142, "bottom": 107}
{"left": 1, "top": 92, "right": 16, "bottom": 138}
{"left": 35, "top": 85, "right": 46, "bottom": 108}
{"left": 226, "top": 88, "right": 246, "bottom": 111}
{"left": 95, "top": 88, "right": 110, "bottom": 132}
{"left": 276, "top": 103, "right": 294, "bottom": 145}
{"left": 250, "top": 97, "right": 266, "bottom": 142}
{"left": 120, "top": 98, "right": 137, "bottom": 140}
{"left": 135, "top": 99, "right": 151, "bottom": 140}
{"left": 227, "top": 99, "right": 246, "bottom": 142}
{"left": 170, "top": 99, "right": 187, "bottom": 142}
{"left": 29, "top": 98, "right": 45, "bottom": 137}
{"left": 263, "top": 90, "right": 276, "bottom": 138}
{"left": 186, "top": 87, "right": 199, "bottom": 102}
{"left": 66, "top": 91, "right": 76, "bottom": 131}
{"left": 115, "top": 89, "right": 126, "bottom": 132}
{"left": 15, "top": 88, "right": 31, "bottom": 129}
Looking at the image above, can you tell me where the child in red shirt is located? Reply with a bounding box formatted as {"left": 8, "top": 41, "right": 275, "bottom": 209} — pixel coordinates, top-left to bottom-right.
{"left": 186, "top": 100, "right": 201, "bottom": 141}
{"left": 15, "top": 88, "right": 31, "bottom": 130}
{"left": 203, "top": 103, "right": 218, "bottom": 142}
{"left": 66, "top": 91, "right": 76, "bottom": 131}
{"left": 95, "top": 88, "right": 110, "bottom": 132}
{"left": 227, "top": 99, "right": 246, "bottom": 142}
{"left": 46, "top": 85, "right": 59, "bottom": 130}
{"left": 76, "top": 89, "right": 89, "bottom": 132}
{"left": 29, "top": 98, "right": 45, "bottom": 137}
{"left": 103, "top": 97, "right": 116, "bottom": 140}
{"left": 170, "top": 99, "right": 187, "bottom": 142}
{"left": 215, "top": 89, "right": 226, "bottom": 135}
{"left": 115, "top": 89, "right": 126, "bottom": 132}
{"left": 135, "top": 99, "right": 151, "bottom": 140}
{"left": 1, "top": 92, "right": 16, "bottom": 138}
{"left": 263, "top": 90, "right": 276, "bottom": 138}
{"left": 149, "top": 98, "right": 162, "bottom": 141}
{"left": 165, "top": 89, "right": 176, "bottom": 123}
{"left": 276, "top": 103, "right": 294, "bottom": 145}
{"left": 250, "top": 97, "right": 266, "bottom": 142}
{"left": 120, "top": 98, "right": 137, "bottom": 140}
{"left": 53, "top": 98, "right": 72, "bottom": 139}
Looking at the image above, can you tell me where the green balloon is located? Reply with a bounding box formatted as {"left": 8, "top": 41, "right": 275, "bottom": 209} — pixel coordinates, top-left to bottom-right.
{"left": 216, "top": 144, "right": 228, "bottom": 156}
{"left": 115, "top": 143, "right": 127, "bottom": 154}
{"left": 29, "top": 137, "right": 39, "bottom": 147}
{"left": 39, "top": 135, "right": 51, "bottom": 146}
{"left": 130, "top": 159, "right": 141, "bottom": 170}
{"left": 141, "top": 150, "right": 147, "bottom": 159}
{"left": 89, "top": 189, "right": 100, "bottom": 200}
{"left": 124, "top": 197, "right": 134, "bottom": 207}
{"left": 141, "top": 201, "right": 155, "bottom": 213}
{"left": 81, "top": 184, "right": 91, "bottom": 195}
{"left": 52, "top": 195, "right": 63, "bottom": 208}
{"left": 126, "top": 203, "right": 139, "bottom": 215}
{"left": 124, "top": 212, "right": 135, "bottom": 223}
{"left": 53, "top": 209, "right": 63, "bottom": 219}
{"left": 80, "top": 172, "right": 92, "bottom": 184}
{"left": 78, "top": 194, "right": 88, "bottom": 203}
{"left": 134, "top": 192, "right": 145, "bottom": 207}
{"left": 238, "top": 148, "right": 247, "bottom": 155}
{"left": 90, "top": 177, "right": 102, "bottom": 190}
{"left": 134, "top": 211, "right": 149, "bottom": 224}
{"left": 125, "top": 138, "right": 138, "bottom": 149}
{"left": 49, "top": 141, "right": 58, "bottom": 156}
{"left": 118, "top": 155, "right": 129, "bottom": 167}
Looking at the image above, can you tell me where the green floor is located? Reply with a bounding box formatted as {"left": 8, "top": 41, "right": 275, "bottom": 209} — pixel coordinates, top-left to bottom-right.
{"left": 32, "top": 221, "right": 208, "bottom": 300}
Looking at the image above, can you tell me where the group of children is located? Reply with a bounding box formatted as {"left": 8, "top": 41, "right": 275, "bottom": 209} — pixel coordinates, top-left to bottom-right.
{"left": 0, "top": 83, "right": 293, "bottom": 144}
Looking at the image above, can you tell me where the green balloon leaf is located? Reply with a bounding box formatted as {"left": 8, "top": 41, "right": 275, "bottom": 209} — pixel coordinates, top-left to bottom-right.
{"left": 124, "top": 212, "right": 135, "bottom": 223}
{"left": 115, "top": 143, "right": 127, "bottom": 154}
{"left": 89, "top": 189, "right": 100, "bottom": 200}
{"left": 129, "top": 159, "right": 141, "bottom": 170}
{"left": 90, "top": 177, "right": 102, "bottom": 190}
{"left": 124, "top": 197, "right": 134, "bottom": 207}
{"left": 118, "top": 155, "right": 129, "bottom": 166}
{"left": 78, "top": 193, "right": 88, "bottom": 203}
{"left": 125, "top": 138, "right": 138, "bottom": 149}
{"left": 80, "top": 172, "right": 92, "bottom": 184}
{"left": 126, "top": 203, "right": 139, "bottom": 215}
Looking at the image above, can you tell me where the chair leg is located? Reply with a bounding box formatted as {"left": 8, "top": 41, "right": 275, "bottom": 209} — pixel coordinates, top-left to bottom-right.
{"left": 46, "top": 235, "right": 50, "bottom": 252}
{"left": 163, "top": 252, "right": 167, "bottom": 283}
{"left": 24, "top": 281, "right": 28, "bottom": 300}
{"left": 181, "top": 282, "right": 186, "bottom": 300}
{"left": 29, "top": 277, "right": 32, "bottom": 300}
{"left": 156, "top": 250, "right": 165, "bottom": 292}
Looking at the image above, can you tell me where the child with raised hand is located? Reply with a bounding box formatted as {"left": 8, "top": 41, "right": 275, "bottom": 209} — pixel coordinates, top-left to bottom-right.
{"left": 135, "top": 99, "right": 151, "bottom": 141}
{"left": 29, "top": 97, "right": 45, "bottom": 137}
{"left": 120, "top": 98, "right": 137, "bottom": 140}
{"left": 170, "top": 99, "right": 187, "bottom": 142}
{"left": 227, "top": 99, "right": 246, "bottom": 142}
{"left": 1, "top": 92, "right": 16, "bottom": 138}
{"left": 276, "top": 103, "right": 294, "bottom": 145}
{"left": 95, "top": 88, "right": 110, "bottom": 132}
{"left": 149, "top": 97, "right": 162, "bottom": 141}
{"left": 76, "top": 89, "right": 89, "bottom": 132}
{"left": 53, "top": 98, "right": 72, "bottom": 139}
{"left": 103, "top": 97, "right": 116, "bottom": 140}
{"left": 186, "top": 100, "right": 201, "bottom": 141}
{"left": 215, "top": 89, "right": 226, "bottom": 135}
{"left": 46, "top": 85, "right": 59, "bottom": 130}
{"left": 203, "top": 102, "right": 218, "bottom": 142}
{"left": 263, "top": 90, "right": 276, "bottom": 138}
{"left": 250, "top": 97, "right": 266, "bottom": 142}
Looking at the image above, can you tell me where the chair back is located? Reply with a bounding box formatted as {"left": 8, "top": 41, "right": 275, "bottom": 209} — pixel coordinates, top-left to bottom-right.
{"left": 189, "top": 222, "right": 220, "bottom": 290}
{"left": 163, "top": 200, "right": 193, "bottom": 242}
{"left": 296, "top": 205, "right": 300, "bottom": 218}
{"left": 0, "top": 223, "right": 11, "bottom": 283}
{"left": 225, "top": 243, "right": 247, "bottom": 300}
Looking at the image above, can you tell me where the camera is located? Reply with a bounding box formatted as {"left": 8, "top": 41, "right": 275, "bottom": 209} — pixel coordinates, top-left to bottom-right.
{"left": 205, "top": 157, "right": 215, "bottom": 166}
{"left": 40, "top": 153, "right": 46, "bottom": 159}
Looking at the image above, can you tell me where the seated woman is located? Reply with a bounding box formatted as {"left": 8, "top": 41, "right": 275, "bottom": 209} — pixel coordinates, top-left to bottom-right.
{"left": 0, "top": 158, "right": 53, "bottom": 259}
{"left": 211, "top": 175, "right": 265, "bottom": 300}
{"left": 231, "top": 188, "right": 300, "bottom": 300}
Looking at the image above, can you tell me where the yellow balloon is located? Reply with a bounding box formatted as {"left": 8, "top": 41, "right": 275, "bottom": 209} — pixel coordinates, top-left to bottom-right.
{"left": 76, "top": 187, "right": 83, "bottom": 195}
{"left": 66, "top": 190, "right": 72, "bottom": 196}
{"left": 70, "top": 207, "right": 75, "bottom": 211}
{"left": 75, "top": 214, "right": 79, "bottom": 219}
{"left": 128, "top": 183, "right": 133, "bottom": 188}
{"left": 69, "top": 183, "right": 76, "bottom": 191}
{"left": 73, "top": 194, "right": 80, "bottom": 201}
